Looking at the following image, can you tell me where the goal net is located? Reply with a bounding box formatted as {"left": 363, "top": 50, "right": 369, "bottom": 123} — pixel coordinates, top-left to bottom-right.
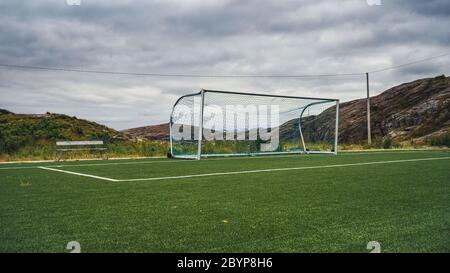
{"left": 170, "top": 90, "right": 339, "bottom": 159}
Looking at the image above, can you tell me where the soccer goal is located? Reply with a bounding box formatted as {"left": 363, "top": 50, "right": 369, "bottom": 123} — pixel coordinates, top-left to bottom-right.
{"left": 169, "top": 89, "right": 339, "bottom": 159}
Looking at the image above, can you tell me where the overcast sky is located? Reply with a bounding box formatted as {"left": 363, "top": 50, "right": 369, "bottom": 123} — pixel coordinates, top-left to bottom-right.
{"left": 0, "top": 0, "right": 449, "bottom": 129}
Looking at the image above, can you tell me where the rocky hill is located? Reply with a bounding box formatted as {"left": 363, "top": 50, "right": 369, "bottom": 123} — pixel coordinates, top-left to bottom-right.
{"left": 121, "top": 123, "right": 168, "bottom": 141}
{"left": 328, "top": 74, "right": 448, "bottom": 144}
{"left": 122, "top": 75, "right": 450, "bottom": 145}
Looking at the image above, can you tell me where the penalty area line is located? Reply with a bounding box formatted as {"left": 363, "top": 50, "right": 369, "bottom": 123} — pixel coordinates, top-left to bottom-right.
{"left": 38, "top": 166, "right": 118, "bottom": 181}
{"left": 116, "top": 156, "right": 450, "bottom": 182}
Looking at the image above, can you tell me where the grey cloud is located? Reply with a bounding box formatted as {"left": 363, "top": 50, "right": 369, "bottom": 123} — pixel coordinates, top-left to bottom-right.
{"left": 0, "top": 0, "right": 449, "bottom": 129}
{"left": 392, "top": 0, "right": 450, "bottom": 17}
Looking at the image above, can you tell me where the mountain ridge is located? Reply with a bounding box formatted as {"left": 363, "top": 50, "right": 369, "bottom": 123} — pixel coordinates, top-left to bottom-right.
{"left": 120, "top": 75, "right": 450, "bottom": 145}
{"left": 1, "top": 75, "right": 448, "bottom": 151}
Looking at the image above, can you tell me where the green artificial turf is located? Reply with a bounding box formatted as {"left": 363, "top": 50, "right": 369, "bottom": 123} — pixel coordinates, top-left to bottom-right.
{"left": 0, "top": 150, "right": 449, "bottom": 252}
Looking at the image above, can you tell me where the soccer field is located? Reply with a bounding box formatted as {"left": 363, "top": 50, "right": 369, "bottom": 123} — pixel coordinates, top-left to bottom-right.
{"left": 1, "top": 150, "right": 449, "bottom": 253}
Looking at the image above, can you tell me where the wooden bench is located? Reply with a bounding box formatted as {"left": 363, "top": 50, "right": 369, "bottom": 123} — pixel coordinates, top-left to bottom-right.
{"left": 56, "top": 140, "right": 107, "bottom": 161}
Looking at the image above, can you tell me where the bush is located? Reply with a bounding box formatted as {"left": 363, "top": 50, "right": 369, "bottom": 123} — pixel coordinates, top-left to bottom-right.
{"left": 382, "top": 137, "right": 393, "bottom": 149}
{"left": 74, "top": 125, "right": 84, "bottom": 136}
{"left": 427, "top": 133, "right": 450, "bottom": 147}
{"left": 361, "top": 137, "right": 398, "bottom": 150}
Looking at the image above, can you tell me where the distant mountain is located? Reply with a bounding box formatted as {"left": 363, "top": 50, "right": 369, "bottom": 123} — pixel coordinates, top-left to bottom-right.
{"left": 121, "top": 123, "right": 169, "bottom": 141}
{"left": 122, "top": 75, "right": 449, "bottom": 145}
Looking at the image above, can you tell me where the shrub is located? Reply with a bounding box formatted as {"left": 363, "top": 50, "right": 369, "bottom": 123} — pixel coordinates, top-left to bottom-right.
{"left": 427, "top": 133, "right": 450, "bottom": 147}
{"left": 74, "top": 125, "right": 84, "bottom": 136}
{"left": 382, "top": 137, "right": 393, "bottom": 149}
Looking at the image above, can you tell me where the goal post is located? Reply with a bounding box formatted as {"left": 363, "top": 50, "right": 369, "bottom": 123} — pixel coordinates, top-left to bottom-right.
{"left": 169, "top": 89, "right": 339, "bottom": 159}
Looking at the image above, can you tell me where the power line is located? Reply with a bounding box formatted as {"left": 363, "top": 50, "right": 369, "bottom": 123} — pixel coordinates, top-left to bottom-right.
{"left": 368, "top": 52, "right": 450, "bottom": 74}
{"left": 0, "top": 52, "right": 448, "bottom": 78}
{"left": 0, "top": 63, "right": 364, "bottom": 78}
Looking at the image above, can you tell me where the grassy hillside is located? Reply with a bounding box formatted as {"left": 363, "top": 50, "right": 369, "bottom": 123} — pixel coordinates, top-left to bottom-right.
{"left": 0, "top": 111, "right": 168, "bottom": 161}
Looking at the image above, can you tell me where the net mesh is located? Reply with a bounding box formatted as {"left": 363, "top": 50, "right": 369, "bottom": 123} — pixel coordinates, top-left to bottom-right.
{"left": 170, "top": 90, "right": 338, "bottom": 158}
{"left": 170, "top": 94, "right": 200, "bottom": 158}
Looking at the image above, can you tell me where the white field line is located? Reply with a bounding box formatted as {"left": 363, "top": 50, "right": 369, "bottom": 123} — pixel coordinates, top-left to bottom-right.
{"left": 38, "top": 166, "right": 118, "bottom": 181}
{"left": 0, "top": 159, "right": 171, "bottom": 170}
{"left": 339, "top": 148, "right": 449, "bottom": 153}
{"left": 0, "top": 150, "right": 449, "bottom": 170}
{"left": 1, "top": 150, "right": 447, "bottom": 170}
{"left": 0, "top": 148, "right": 447, "bottom": 167}
{"left": 0, "top": 156, "right": 165, "bottom": 164}
{"left": 116, "top": 156, "right": 450, "bottom": 182}
{"left": 0, "top": 165, "right": 44, "bottom": 170}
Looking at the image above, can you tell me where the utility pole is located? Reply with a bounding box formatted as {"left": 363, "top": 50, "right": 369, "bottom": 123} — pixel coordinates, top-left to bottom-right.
{"left": 366, "top": 72, "right": 372, "bottom": 145}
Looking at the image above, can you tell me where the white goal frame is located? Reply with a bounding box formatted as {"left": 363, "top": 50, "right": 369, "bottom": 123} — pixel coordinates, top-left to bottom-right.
{"left": 169, "top": 89, "right": 339, "bottom": 160}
